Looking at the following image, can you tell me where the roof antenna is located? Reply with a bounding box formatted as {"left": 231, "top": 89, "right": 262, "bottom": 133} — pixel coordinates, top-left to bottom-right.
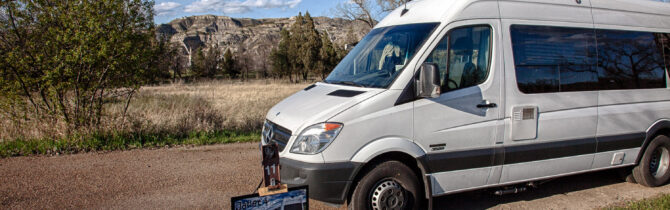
{"left": 400, "top": 0, "right": 409, "bottom": 16}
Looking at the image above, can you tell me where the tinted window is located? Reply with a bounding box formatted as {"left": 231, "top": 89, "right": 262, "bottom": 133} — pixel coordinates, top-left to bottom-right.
{"left": 511, "top": 25, "right": 598, "bottom": 94}
{"left": 425, "top": 26, "right": 491, "bottom": 92}
{"left": 659, "top": 33, "right": 670, "bottom": 79}
{"left": 596, "top": 30, "right": 666, "bottom": 89}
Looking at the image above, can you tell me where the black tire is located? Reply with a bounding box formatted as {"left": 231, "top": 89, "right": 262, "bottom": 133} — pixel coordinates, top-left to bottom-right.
{"left": 348, "top": 161, "right": 424, "bottom": 210}
{"left": 633, "top": 135, "right": 670, "bottom": 187}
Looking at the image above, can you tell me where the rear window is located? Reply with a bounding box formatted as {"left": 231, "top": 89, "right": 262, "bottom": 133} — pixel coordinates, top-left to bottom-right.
{"left": 658, "top": 33, "right": 670, "bottom": 79}
{"left": 596, "top": 29, "right": 666, "bottom": 90}
{"left": 510, "top": 25, "right": 668, "bottom": 94}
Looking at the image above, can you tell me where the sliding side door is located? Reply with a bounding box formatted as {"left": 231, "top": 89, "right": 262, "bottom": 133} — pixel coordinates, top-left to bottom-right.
{"left": 499, "top": 20, "right": 599, "bottom": 183}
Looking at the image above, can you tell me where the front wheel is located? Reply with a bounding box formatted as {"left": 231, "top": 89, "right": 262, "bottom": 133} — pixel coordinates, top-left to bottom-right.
{"left": 633, "top": 135, "right": 670, "bottom": 187}
{"left": 348, "top": 161, "right": 423, "bottom": 210}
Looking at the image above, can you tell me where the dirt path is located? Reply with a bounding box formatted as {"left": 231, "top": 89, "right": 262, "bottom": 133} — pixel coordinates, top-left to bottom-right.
{"left": 1, "top": 142, "right": 669, "bottom": 210}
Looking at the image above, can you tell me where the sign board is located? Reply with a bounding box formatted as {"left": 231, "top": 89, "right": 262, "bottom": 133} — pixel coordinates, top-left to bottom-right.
{"left": 262, "top": 144, "right": 281, "bottom": 189}
{"left": 231, "top": 186, "right": 308, "bottom": 210}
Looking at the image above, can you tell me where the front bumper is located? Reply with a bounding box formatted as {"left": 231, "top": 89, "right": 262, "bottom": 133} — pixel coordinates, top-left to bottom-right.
{"left": 280, "top": 157, "right": 361, "bottom": 204}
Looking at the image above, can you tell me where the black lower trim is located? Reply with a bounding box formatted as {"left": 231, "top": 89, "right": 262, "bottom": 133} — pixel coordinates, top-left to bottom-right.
{"left": 493, "top": 146, "right": 505, "bottom": 166}
{"left": 280, "top": 158, "right": 360, "bottom": 204}
{"left": 421, "top": 133, "right": 645, "bottom": 174}
{"left": 422, "top": 148, "right": 494, "bottom": 173}
{"left": 504, "top": 138, "right": 596, "bottom": 164}
{"left": 596, "top": 132, "right": 646, "bottom": 152}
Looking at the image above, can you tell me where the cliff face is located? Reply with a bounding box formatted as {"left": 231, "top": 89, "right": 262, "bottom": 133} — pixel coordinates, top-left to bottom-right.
{"left": 157, "top": 15, "right": 370, "bottom": 62}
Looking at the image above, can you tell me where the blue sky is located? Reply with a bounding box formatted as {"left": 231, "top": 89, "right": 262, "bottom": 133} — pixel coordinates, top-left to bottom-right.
{"left": 153, "top": 0, "right": 343, "bottom": 24}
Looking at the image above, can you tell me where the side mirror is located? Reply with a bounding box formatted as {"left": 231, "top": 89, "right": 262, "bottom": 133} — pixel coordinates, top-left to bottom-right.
{"left": 416, "top": 63, "right": 441, "bottom": 98}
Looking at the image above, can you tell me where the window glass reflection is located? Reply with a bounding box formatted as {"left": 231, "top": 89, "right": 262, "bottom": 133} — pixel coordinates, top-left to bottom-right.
{"left": 511, "top": 25, "right": 598, "bottom": 93}
{"left": 426, "top": 26, "right": 492, "bottom": 93}
{"left": 596, "top": 30, "right": 666, "bottom": 90}
{"left": 658, "top": 33, "right": 670, "bottom": 79}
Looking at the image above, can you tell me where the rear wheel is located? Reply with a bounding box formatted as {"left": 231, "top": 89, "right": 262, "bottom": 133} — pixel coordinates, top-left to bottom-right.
{"left": 348, "top": 161, "right": 423, "bottom": 210}
{"left": 633, "top": 135, "right": 670, "bottom": 187}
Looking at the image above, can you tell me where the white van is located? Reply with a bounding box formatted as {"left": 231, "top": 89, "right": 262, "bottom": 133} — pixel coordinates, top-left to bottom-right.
{"left": 261, "top": 0, "right": 670, "bottom": 209}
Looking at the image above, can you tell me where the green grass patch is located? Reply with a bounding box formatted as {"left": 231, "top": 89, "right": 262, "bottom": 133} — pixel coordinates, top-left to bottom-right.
{"left": 0, "top": 130, "right": 260, "bottom": 158}
{"left": 605, "top": 194, "right": 670, "bottom": 210}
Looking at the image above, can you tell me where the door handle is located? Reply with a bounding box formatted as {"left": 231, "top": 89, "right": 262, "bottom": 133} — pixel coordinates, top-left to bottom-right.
{"left": 476, "top": 101, "right": 497, "bottom": 109}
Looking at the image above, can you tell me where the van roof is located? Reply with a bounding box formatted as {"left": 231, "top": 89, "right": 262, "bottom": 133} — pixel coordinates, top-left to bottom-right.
{"left": 376, "top": 0, "right": 670, "bottom": 31}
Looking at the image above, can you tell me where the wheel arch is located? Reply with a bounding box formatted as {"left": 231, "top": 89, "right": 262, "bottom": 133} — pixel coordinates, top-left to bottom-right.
{"left": 636, "top": 119, "right": 670, "bottom": 164}
{"left": 346, "top": 138, "right": 432, "bottom": 207}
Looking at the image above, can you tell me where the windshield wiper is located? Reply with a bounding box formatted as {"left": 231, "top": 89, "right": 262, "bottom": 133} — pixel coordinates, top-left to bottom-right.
{"left": 328, "top": 81, "right": 366, "bottom": 88}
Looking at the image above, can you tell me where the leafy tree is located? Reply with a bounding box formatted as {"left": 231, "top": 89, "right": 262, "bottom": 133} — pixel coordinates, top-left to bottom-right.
{"left": 0, "top": 0, "right": 159, "bottom": 129}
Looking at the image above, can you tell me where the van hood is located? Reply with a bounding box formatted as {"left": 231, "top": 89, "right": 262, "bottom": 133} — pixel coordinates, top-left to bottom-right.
{"left": 265, "top": 82, "right": 385, "bottom": 134}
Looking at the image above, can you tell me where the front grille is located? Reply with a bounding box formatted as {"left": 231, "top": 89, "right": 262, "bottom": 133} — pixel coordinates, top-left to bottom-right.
{"left": 263, "top": 120, "right": 292, "bottom": 152}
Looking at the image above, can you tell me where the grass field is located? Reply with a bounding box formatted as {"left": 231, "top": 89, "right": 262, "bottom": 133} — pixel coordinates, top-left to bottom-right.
{"left": 0, "top": 80, "right": 309, "bottom": 157}
{"left": 604, "top": 193, "right": 670, "bottom": 209}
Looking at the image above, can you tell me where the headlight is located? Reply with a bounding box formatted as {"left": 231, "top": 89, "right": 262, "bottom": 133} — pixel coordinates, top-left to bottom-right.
{"left": 290, "top": 122, "right": 343, "bottom": 154}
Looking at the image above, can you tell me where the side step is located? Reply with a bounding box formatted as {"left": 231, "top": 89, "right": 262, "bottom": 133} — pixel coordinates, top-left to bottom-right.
{"left": 494, "top": 186, "right": 526, "bottom": 195}
{"left": 493, "top": 181, "right": 544, "bottom": 196}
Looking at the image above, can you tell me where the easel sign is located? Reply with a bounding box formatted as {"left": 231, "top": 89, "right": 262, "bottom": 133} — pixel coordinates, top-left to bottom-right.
{"left": 230, "top": 186, "right": 308, "bottom": 210}
{"left": 230, "top": 143, "right": 309, "bottom": 209}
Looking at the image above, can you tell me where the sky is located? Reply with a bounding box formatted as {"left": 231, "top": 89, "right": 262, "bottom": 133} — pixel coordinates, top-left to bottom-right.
{"left": 153, "top": 0, "right": 343, "bottom": 24}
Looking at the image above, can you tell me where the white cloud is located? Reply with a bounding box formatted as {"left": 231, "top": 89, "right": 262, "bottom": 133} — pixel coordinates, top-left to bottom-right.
{"left": 185, "top": 0, "right": 302, "bottom": 14}
{"left": 154, "top": 2, "right": 182, "bottom": 16}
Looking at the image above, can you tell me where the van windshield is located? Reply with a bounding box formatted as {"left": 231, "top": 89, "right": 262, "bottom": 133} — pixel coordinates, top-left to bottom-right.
{"left": 324, "top": 23, "right": 439, "bottom": 88}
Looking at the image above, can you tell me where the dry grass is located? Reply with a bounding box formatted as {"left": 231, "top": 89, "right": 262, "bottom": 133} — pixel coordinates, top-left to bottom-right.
{"left": 128, "top": 79, "right": 309, "bottom": 132}
{"left": 0, "top": 79, "right": 309, "bottom": 142}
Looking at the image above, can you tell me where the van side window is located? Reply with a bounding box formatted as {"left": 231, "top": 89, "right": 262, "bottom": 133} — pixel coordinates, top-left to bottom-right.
{"left": 597, "top": 30, "right": 666, "bottom": 90}
{"left": 426, "top": 26, "right": 492, "bottom": 93}
{"left": 511, "top": 25, "right": 598, "bottom": 93}
{"left": 656, "top": 33, "right": 670, "bottom": 79}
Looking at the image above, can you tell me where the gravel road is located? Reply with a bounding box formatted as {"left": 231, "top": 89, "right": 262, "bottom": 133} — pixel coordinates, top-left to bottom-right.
{"left": 1, "top": 142, "right": 669, "bottom": 209}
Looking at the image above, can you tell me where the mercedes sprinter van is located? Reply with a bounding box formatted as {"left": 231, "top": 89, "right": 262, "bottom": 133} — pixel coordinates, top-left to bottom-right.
{"left": 261, "top": 0, "right": 670, "bottom": 209}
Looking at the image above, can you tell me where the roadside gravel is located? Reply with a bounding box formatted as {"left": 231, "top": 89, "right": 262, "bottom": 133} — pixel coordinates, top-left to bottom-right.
{"left": 1, "top": 142, "right": 669, "bottom": 209}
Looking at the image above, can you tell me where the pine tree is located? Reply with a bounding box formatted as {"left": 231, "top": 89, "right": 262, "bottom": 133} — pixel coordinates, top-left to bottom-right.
{"left": 288, "top": 13, "right": 305, "bottom": 81}
{"left": 208, "top": 45, "right": 222, "bottom": 77}
{"left": 222, "top": 49, "right": 238, "bottom": 79}
{"left": 270, "top": 29, "right": 292, "bottom": 80}
{"left": 191, "top": 47, "right": 206, "bottom": 77}
{"left": 319, "top": 31, "right": 339, "bottom": 79}
{"left": 300, "top": 12, "right": 323, "bottom": 81}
